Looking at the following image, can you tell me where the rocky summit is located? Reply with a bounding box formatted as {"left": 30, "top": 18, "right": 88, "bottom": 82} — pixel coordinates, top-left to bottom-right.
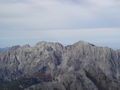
{"left": 0, "top": 41, "right": 120, "bottom": 90}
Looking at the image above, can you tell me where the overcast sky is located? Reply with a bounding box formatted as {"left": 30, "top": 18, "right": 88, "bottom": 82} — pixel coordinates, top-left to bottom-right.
{"left": 0, "top": 0, "right": 120, "bottom": 49}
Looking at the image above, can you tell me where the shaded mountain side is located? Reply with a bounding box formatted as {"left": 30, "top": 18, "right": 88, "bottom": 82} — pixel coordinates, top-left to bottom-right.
{"left": 0, "top": 47, "right": 10, "bottom": 52}
{"left": 0, "top": 41, "right": 120, "bottom": 90}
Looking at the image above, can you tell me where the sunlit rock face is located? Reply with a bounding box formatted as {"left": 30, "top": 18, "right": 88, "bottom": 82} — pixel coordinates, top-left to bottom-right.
{"left": 0, "top": 41, "right": 120, "bottom": 90}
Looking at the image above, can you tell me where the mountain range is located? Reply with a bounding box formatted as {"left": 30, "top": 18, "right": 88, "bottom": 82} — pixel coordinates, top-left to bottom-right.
{"left": 0, "top": 41, "right": 120, "bottom": 90}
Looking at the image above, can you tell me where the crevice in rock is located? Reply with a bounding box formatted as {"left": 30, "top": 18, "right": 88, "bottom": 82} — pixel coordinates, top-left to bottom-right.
{"left": 84, "top": 70, "right": 106, "bottom": 90}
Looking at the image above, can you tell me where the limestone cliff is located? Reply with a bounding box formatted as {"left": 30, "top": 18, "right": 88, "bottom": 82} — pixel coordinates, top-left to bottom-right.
{"left": 0, "top": 41, "right": 120, "bottom": 90}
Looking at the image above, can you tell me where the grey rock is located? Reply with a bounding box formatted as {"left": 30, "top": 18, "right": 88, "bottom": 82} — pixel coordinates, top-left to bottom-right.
{"left": 0, "top": 41, "right": 120, "bottom": 90}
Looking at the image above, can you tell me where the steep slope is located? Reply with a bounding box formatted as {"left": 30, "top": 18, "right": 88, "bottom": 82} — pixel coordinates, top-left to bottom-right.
{"left": 0, "top": 41, "right": 120, "bottom": 90}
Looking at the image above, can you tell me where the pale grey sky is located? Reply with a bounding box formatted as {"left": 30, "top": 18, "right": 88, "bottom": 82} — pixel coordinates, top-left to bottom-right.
{"left": 0, "top": 0, "right": 120, "bottom": 48}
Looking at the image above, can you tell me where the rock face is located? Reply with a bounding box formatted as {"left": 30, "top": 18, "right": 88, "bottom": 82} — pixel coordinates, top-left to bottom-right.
{"left": 0, "top": 41, "right": 120, "bottom": 90}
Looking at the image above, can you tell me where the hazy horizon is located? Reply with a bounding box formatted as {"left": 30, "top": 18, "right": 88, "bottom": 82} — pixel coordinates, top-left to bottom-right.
{"left": 0, "top": 28, "right": 120, "bottom": 49}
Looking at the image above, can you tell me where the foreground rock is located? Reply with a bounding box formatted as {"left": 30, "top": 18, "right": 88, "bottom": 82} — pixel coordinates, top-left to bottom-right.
{"left": 0, "top": 41, "right": 120, "bottom": 90}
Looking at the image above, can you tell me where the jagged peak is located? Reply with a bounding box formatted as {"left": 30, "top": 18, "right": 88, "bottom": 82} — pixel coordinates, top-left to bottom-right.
{"left": 21, "top": 44, "right": 31, "bottom": 48}
{"left": 73, "top": 41, "right": 95, "bottom": 47}
{"left": 35, "top": 41, "right": 63, "bottom": 48}
{"left": 10, "top": 45, "right": 21, "bottom": 50}
{"left": 36, "top": 41, "right": 49, "bottom": 46}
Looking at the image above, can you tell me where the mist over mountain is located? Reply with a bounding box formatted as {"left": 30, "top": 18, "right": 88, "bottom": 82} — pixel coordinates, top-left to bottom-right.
{"left": 0, "top": 41, "right": 120, "bottom": 90}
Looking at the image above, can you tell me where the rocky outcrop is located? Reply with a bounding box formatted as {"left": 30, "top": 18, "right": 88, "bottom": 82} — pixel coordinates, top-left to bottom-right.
{"left": 0, "top": 41, "right": 120, "bottom": 90}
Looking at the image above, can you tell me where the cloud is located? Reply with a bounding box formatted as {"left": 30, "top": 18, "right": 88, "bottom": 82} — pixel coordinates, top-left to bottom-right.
{"left": 0, "top": 0, "right": 120, "bottom": 49}
{"left": 0, "top": 0, "right": 120, "bottom": 30}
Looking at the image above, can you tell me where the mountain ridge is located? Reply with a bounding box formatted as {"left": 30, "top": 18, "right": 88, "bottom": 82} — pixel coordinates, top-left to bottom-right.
{"left": 0, "top": 41, "right": 120, "bottom": 90}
